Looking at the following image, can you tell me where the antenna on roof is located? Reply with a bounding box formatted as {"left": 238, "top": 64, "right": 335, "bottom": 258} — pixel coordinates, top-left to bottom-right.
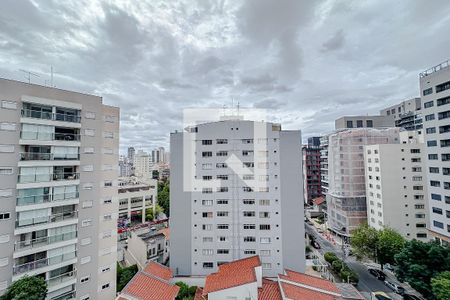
{"left": 19, "top": 69, "right": 40, "bottom": 84}
{"left": 51, "top": 66, "right": 54, "bottom": 87}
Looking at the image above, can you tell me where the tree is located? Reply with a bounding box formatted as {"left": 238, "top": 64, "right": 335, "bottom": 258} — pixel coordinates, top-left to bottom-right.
{"left": 431, "top": 271, "right": 450, "bottom": 300}
{"left": 157, "top": 181, "right": 170, "bottom": 217}
{"left": 351, "top": 223, "right": 378, "bottom": 260}
{"left": 395, "top": 240, "right": 450, "bottom": 299}
{"left": 116, "top": 263, "right": 138, "bottom": 292}
{"left": 145, "top": 204, "right": 163, "bottom": 221}
{"left": 376, "top": 227, "right": 405, "bottom": 268}
{"left": 324, "top": 252, "right": 338, "bottom": 264}
{"left": 1, "top": 275, "right": 47, "bottom": 300}
{"left": 175, "top": 281, "right": 196, "bottom": 300}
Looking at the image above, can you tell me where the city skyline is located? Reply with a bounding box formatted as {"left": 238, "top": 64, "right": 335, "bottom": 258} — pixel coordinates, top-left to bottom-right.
{"left": 1, "top": 1, "right": 450, "bottom": 152}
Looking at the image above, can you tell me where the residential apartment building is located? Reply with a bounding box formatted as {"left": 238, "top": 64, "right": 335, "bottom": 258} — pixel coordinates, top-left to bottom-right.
{"left": 326, "top": 128, "right": 399, "bottom": 237}
{"left": 320, "top": 135, "right": 329, "bottom": 195}
{"left": 302, "top": 138, "right": 322, "bottom": 204}
{"left": 170, "top": 118, "right": 305, "bottom": 277}
{"left": 127, "top": 147, "right": 135, "bottom": 163}
{"left": 364, "top": 131, "right": 429, "bottom": 240}
{"left": 335, "top": 115, "right": 394, "bottom": 130}
{"left": 119, "top": 155, "right": 132, "bottom": 177}
{"left": 380, "top": 98, "right": 423, "bottom": 131}
{"left": 420, "top": 59, "right": 450, "bottom": 244}
{"left": 0, "top": 78, "right": 119, "bottom": 299}
{"left": 151, "top": 147, "right": 166, "bottom": 164}
{"left": 133, "top": 150, "right": 152, "bottom": 179}
{"left": 118, "top": 177, "right": 157, "bottom": 224}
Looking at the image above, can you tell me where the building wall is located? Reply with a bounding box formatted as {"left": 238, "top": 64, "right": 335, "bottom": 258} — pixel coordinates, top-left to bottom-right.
{"left": 302, "top": 147, "right": 322, "bottom": 204}
{"left": 208, "top": 282, "right": 258, "bottom": 300}
{"left": 420, "top": 62, "right": 450, "bottom": 243}
{"left": 0, "top": 78, "right": 119, "bottom": 299}
{"left": 335, "top": 116, "right": 394, "bottom": 130}
{"left": 170, "top": 120, "right": 305, "bottom": 277}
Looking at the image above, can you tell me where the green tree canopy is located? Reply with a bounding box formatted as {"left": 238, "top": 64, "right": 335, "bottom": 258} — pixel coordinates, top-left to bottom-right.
{"left": 116, "top": 263, "right": 138, "bottom": 292}
{"left": 157, "top": 181, "right": 170, "bottom": 217}
{"left": 0, "top": 275, "right": 47, "bottom": 300}
{"left": 145, "top": 204, "right": 163, "bottom": 222}
{"left": 350, "top": 223, "right": 378, "bottom": 260}
{"left": 395, "top": 240, "right": 450, "bottom": 299}
{"left": 175, "top": 281, "right": 196, "bottom": 300}
{"left": 431, "top": 271, "right": 450, "bottom": 300}
{"left": 376, "top": 227, "right": 405, "bottom": 267}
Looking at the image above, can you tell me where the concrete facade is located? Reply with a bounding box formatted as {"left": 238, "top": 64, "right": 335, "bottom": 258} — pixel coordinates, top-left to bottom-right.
{"left": 0, "top": 78, "right": 119, "bottom": 299}
{"left": 335, "top": 116, "right": 394, "bottom": 130}
{"left": 118, "top": 177, "right": 157, "bottom": 224}
{"left": 170, "top": 119, "right": 305, "bottom": 277}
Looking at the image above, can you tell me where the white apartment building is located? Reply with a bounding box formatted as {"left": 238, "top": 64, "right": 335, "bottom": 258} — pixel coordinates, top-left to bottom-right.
{"left": 326, "top": 128, "right": 399, "bottom": 237}
{"left": 0, "top": 78, "right": 119, "bottom": 300}
{"left": 118, "top": 177, "right": 157, "bottom": 224}
{"left": 420, "top": 59, "right": 450, "bottom": 244}
{"left": 133, "top": 150, "right": 152, "bottom": 179}
{"left": 151, "top": 147, "right": 166, "bottom": 164}
{"left": 170, "top": 118, "right": 305, "bottom": 277}
{"left": 380, "top": 98, "right": 423, "bottom": 131}
{"left": 364, "top": 131, "right": 429, "bottom": 240}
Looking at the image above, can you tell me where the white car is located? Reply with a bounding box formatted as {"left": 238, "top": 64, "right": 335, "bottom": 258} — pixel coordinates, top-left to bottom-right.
{"left": 384, "top": 280, "right": 405, "bottom": 295}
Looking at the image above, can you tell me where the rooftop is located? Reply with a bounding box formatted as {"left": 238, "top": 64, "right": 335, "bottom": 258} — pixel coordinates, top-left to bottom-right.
{"left": 419, "top": 59, "right": 450, "bottom": 78}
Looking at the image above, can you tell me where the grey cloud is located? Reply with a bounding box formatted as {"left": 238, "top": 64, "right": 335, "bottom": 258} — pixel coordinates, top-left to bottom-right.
{"left": 322, "top": 29, "right": 345, "bottom": 52}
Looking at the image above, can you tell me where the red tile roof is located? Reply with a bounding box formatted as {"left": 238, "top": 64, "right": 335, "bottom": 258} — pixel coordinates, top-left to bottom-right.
{"left": 313, "top": 196, "right": 325, "bottom": 206}
{"left": 258, "top": 279, "right": 282, "bottom": 300}
{"left": 159, "top": 227, "right": 170, "bottom": 240}
{"left": 282, "top": 269, "right": 340, "bottom": 294}
{"left": 194, "top": 287, "right": 205, "bottom": 300}
{"left": 203, "top": 256, "right": 261, "bottom": 295}
{"left": 122, "top": 272, "right": 179, "bottom": 300}
{"left": 280, "top": 282, "right": 336, "bottom": 300}
{"left": 144, "top": 261, "right": 173, "bottom": 281}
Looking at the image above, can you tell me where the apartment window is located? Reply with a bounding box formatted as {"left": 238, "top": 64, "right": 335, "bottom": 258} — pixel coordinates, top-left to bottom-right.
{"left": 202, "top": 212, "right": 213, "bottom": 218}
{"left": 101, "top": 266, "right": 111, "bottom": 273}
{"left": 0, "top": 212, "right": 10, "bottom": 220}
{"left": 412, "top": 176, "right": 422, "bottom": 181}
{"left": 423, "top": 88, "right": 433, "bottom": 96}
{"left": 202, "top": 151, "right": 212, "bottom": 157}
{"left": 425, "top": 114, "right": 435, "bottom": 121}
{"left": 216, "top": 175, "right": 228, "bottom": 180}
{"left": 259, "top": 175, "right": 269, "bottom": 182}
{"left": 203, "top": 262, "right": 213, "bottom": 269}
{"left": 260, "top": 224, "right": 271, "bottom": 230}
{"left": 203, "top": 237, "right": 213, "bottom": 242}
{"left": 0, "top": 123, "right": 16, "bottom": 131}
{"left": 242, "top": 139, "right": 253, "bottom": 144}
{"left": 81, "top": 256, "right": 91, "bottom": 265}
{"left": 103, "top": 131, "right": 114, "bottom": 139}
{"left": 433, "top": 221, "right": 444, "bottom": 229}
{"left": 441, "top": 139, "right": 450, "bottom": 147}
{"left": 80, "top": 276, "right": 90, "bottom": 283}
{"left": 217, "top": 224, "right": 229, "bottom": 229}
{"left": 217, "top": 211, "right": 229, "bottom": 217}
{"left": 243, "top": 187, "right": 254, "bottom": 192}
{"left": 216, "top": 151, "right": 228, "bottom": 156}
{"left": 202, "top": 200, "right": 213, "bottom": 206}
{"left": 203, "top": 176, "right": 212, "bottom": 181}
{"left": 431, "top": 194, "right": 442, "bottom": 201}
{"left": 85, "top": 112, "right": 96, "bottom": 119}
{"left": 258, "top": 162, "right": 269, "bottom": 169}
{"left": 437, "top": 96, "right": 450, "bottom": 106}
{"left": 202, "top": 163, "right": 212, "bottom": 170}
{"left": 430, "top": 167, "right": 439, "bottom": 173}
{"left": 415, "top": 214, "right": 425, "bottom": 219}
{"left": 416, "top": 223, "right": 426, "bottom": 228}
{"left": 82, "top": 200, "right": 93, "bottom": 208}
{"left": 216, "top": 163, "right": 227, "bottom": 168}
{"left": 415, "top": 204, "right": 425, "bottom": 209}
{"left": 84, "top": 147, "right": 94, "bottom": 154}
{"left": 430, "top": 180, "right": 441, "bottom": 187}
{"left": 217, "top": 187, "right": 228, "bottom": 192}
{"left": 433, "top": 207, "right": 443, "bottom": 215}
{"left": 443, "top": 154, "right": 450, "bottom": 161}
{"left": 82, "top": 219, "right": 92, "bottom": 227}
{"left": 440, "top": 125, "right": 450, "bottom": 133}
{"left": 243, "top": 211, "right": 255, "bottom": 217}
{"left": 202, "top": 224, "right": 212, "bottom": 231}
{"left": 346, "top": 120, "right": 353, "bottom": 128}
{"left": 244, "top": 224, "right": 256, "bottom": 229}
{"left": 1, "top": 100, "right": 17, "bottom": 109}
{"left": 444, "top": 168, "right": 450, "bottom": 175}
{"left": 202, "top": 249, "right": 214, "bottom": 256}
{"left": 0, "top": 145, "right": 14, "bottom": 153}
{"left": 84, "top": 129, "right": 95, "bottom": 136}
{"left": 217, "top": 249, "right": 229, "bottom": 254}
{"left": 202, "top": 188, "right": 213, "bottom": 194}
{"left": 104, "top": 181, "right": 112, "bottom": 187}
{"left": 426, "top": 127, "right": 436, "bottom": 134}
{"left": 216, "top": 139, "right": 228, "bottom": 144}
{"left": 260, "top": 250, "right": 271, "bottom": 256}
{"left": 218, "top": 236, "right": 227, "bottom": 242}
{"left": 243, "top": 199, "right": 255, "bottom": 205}
{"left": 244, "top": 250, "right": 256, "bottom": 255}
{"left": 259, "top": 199, "right": 270, "bottom": 206}
{"left": 242, "top": 150, "right": 254, "bottom": 156}
{"left": 244, "top": 236, "right": 256, "bottom": 242}
{"left": 217, "top": 199, "right": 228, "bottom": 205}
{"left": 103, "top": 214, "right": 112, "bottom": 221}
{"left": 259, "top": 212, "right": 270, "bottom": 218}
{"left": 429, "top": 154, "right": 438, "bottom": 160}
{"left": 413, "top": 186, "right": 424, "bottom": 190}
{"left": 436, "top": 80, "right": 450, "bottom": 93}
{"left": 101, "top": 283, "right": 110, "bottom": 290}
{"left": 82, "top": 165, "right": 94, "bottom": 172}
{"left": 243, "top": 174, "right": 254, "bottom": 180}
{"left": 356, "top": 120, "right": 363, "bottom": 128}
{"left": 202, "top": 140, "right": 212, "bottom": 145}
{"left": 243, "top": 162, "right": 254, "bottom": 168}
{"left": 0, "top": 167, "right": 13, "bottom": 175}
{"left": 366, "top": 120, "right": 373, "bottom": 127}
{"left": 260, "top": 237, "right": 271, "bottom": 244}
{"left": 424, "top": 101, "right": 434, "bottom": 108}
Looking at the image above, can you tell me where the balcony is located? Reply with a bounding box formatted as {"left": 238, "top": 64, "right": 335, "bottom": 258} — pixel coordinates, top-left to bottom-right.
{"left": 17, "top": 191, "right": 79, "bottom": 206}
{"left": 21, "top": 109, "right": 81, "bottom": 123}
{"left": 20, "top": 152, "right": 80, "bottom": 161}
{"left": 20, "top": 131, "right": 81, "bottom": 142}
{"left": 13, "top": 251, "right": 76, "bottom": 275}
{"left": 47, "top": 270, "right": 77, "bottom": 289}
{"left": 16, "top": 211, "right": 78, "bottom": 229}
{"left": 15, "top": 231, "right": 77, "bottom": 251}
{"left": 18, "top": 172, "right": 79, "bottom": 184}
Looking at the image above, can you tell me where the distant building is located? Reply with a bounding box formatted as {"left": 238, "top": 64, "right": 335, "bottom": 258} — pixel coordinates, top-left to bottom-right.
{"left": 335, "top": 115, "right": 394, "bottom": 130}
{"left": 119, "top": 155, "right": 132, "bottom": 177}
{"left": 152, "top": 147, "right": 166, "bottom": 164}
{"left": 128, "top": 146, "right": 136, "bottom": 162}
{"left": 320, "top": 135, "right": 330, "bottom": 195}
{"left": 303, "top": 140, "right": 322, "bottom": 204}
{"left": 380, "top": 98, "right": 423, "bottom": 131}
{"left": 364, "top": 130, "right": 429, "bottom": 241}
{"left": 118, "top": 177, "right": 157, "bottom": 224}
{"left": 420, "top": 59, "right": 450, "bottom": 244}
{"left": 133, "top": 150, "right": 152, "bottom": 179}
{"left": 308, "top": 136, "right": 321, "bottom": 148}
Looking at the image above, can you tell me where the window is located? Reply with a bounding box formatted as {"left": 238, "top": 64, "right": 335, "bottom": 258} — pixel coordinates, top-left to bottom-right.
{"left": 103, "top": 131, "right": 114, "bottom": 139}
{"left": 103, "top": 214, "right": 112, "bottom": 221}
{"left": 433, "top": 221, "right": 444, "bottom": 229}
{"left": 259, "top": 199, "right": 270, "bottom": 206}
{"left": 366, "top": 120, "right": 373, "bottom": 127}
{"left": 81, "top": 256, "right": 91, "bottom": 264}
{"left": 440, "top": 139, "right": 450, "bottom": 147}
{"left": 438, "top": 111, "right": 450, "bottom": 120}
{"left": 217, "top": 211, "right": 229, "bottom": 217}
{"left": 0, "top": 145, "right": 14, "bottom": 153}
{"left": 430, "top": 167, "right": 439, "bottom": 173}
{"left": 82, "top": 219, "right": 92, "bottom": 227}
{"left": 0, "top": 168, "right": 13, "bottom": 175}
{"left": 84, "top": 147, "right": 94, "bottom": 154}
{"left": 104, "top": 181, "right": 112, "bottom": 187}
{"left": 202, "top": 163, "right": 212, "bottom": 170}
{"left": 84, "top": 129, "right": 95, "bottom": 136}
{"left": 216, "top": 139, "right": 228, "bottom": 144}
{"left": 243, "top": 174, "right": 254, "bottom": 180}
{"left": 101, "top": 283, "right": 110, "bottom": 290}
{"left": 423, "top": 87, "right": 433, "bottom": 96}
{"left": 243, "top": 162, "right": 254, "bottom": 168}
{"left": 216, "top": 175, "right": 228, "bottom": 180}
{"left": 82, "top": 165, "right": 94, "bottom": 172}
{"left": 217, "top": 199, "right": 228, "bottom": 204}
{"left": 243, "top": 199, "right": 255, "bottom": 205}
{"left": 429, "top": 154, "right": 438, "bottom": 160}
{"left": 410, "top": 149, "right": 420, "bottom": 154}
{"left": 436, "top": 80, "right": 450, "bottom": 93}
{"left": 432, "top": 194, "right": 442, "bottom": 201}
{"left": 244, "top": 236, "right": 256, "bottom": 242}
{"left": 430, "top": 180, "right": 441, "bottom": 187}
{"left": 202, "top": 200, "right": 213, "bottom": 206}
{"left": 259, "top": 212, "right": 270, "bottom": 218}
{"left": 202, "top": 224, "right": 212, "bottom": 231}
{"left": 244, "top": 224, "right": 256, "bottom": 229}
{"left": 242, "top": 139, "right": 253, "bottom": 144}
{"left": 217, "top": 187, "right": 228, "bottom": 192}
{"left": 244, "top": 250, "right": 256, "bottom": 255}
{"left": 243, "top": 211, "right": 255, "bottom": 217}
{"left": 433, "top": 207, "right": 443, "bottom": 215}
{"left": 0, "top": 212, "right": 10, "bottom": 220}
{"left": 425, "top": 114, "right": 435, "bottom": 121}
{"left": 243, "top": 187, "right": 253, "bottom": 192}
{"left": 202, "top": 212, "right": 213, "bottom": 218}
{"left": 217, "top": 224, "right": 229, "bottom": 229}
{"left": 356, "top": 120, "right": 363, "bottom": 128}
{"left": 426, "top": 127, "right": 436, "bottom": 134}
{"left": 0, "top": 123, "right": 16, "bottom": 131}
{"left": 216, "top": 151, "right": 228, "bottom": 156}
{"left": 218, "top": 236, "right": 227, "bottom": 242}
{"left": 1, "top": 100, "right": 17, "bottom": 109}
{"left": 424, "top": 101, "right": 434, "bottom": 108}
{"left": 203, "top": 237, "right": 213, "bottom": 242}
{"left": 202, "top": 249, "right": 214, "bottom": 256}
{"left": 202, "top": 188, "right": 212, "bottom": 194}
{"left": 242, "top": 150, "right": 254, "bottom": 156}
{"left": 217, "top": 249, "right": 229, "bottom": 254}
{"left": 346, "top": 120, "right": 353, "bottom": 128}
{"left": 85, "top": 112, "right": 96, "bottom": 119}
{"left": 80, "top": 276, "right": 90, "bottom": 283}
{"left": 216, "top": 163, "right": 227, "bottom": 168}
{"left": 203, "top": 262, "right": 213, "bottom": 269}
{"left": 203, "top": 176, "right": 212, "bottom": 181}
{"left": 260, "top": 224, "right": 271, "bottom": 230}
{"left": 440, "top": 125, "right": 450, "bottom": 133}
{"left": 202, "top": 151, "right": 212, "bottom": 157}
{"left": 260, "top": 237, "right": 271, "bottom": 244}
{"left": 82, "top": 201, "right": 93, "bottom": 208}
{"left": 437, "top": 96, "right": 450, "bottom": 106}
{"left": 202, "top": 140, "right": 212, "bottom": 145}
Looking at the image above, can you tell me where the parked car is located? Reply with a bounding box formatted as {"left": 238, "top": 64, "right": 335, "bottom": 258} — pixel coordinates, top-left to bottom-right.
{"left": 312, "top": 241, "right": 321, "bottom": 249}
{"left": 368, "top": 268, "right": 386, "bottom": 280}
{"left": 371, "top": 292, "right": 391, "bottom": 300}
{"left": 403, "top": 294, "right": 421, "bottom": 300}
{"left": 384, "top": 280, "right": 405, "bottom": 295}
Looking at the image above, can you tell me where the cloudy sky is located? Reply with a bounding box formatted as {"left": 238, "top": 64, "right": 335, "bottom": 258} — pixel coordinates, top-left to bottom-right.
{"left": 1, "top": 0, "right": 450, "bottom": 153}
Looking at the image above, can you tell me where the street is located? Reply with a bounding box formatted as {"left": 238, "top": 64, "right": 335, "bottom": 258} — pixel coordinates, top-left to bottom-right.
{"left": 305, "top": 223, "right": 405, "bottom": 300}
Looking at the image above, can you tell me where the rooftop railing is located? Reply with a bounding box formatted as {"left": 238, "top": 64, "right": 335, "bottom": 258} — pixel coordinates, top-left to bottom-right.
{"left": 420, "top": 59, "right": 450, "bottom": 78}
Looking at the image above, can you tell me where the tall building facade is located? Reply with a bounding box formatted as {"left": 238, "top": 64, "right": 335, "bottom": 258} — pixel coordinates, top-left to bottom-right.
{"left": 170, "top": 118, "right": 305, "bottom": 277}
{"left": 320, "top": 135, "right": 329, "bottom": 196}
{"left": 133, "top": 150, "right": 151, "bottom": 179}
{"left": 127, "top": 147, "right": 135, "bottom": 163}
{"left": 151, "top": 147, "right": 166, "bottom": 164}
{"left": 0, "top": 79, "right": 119, "bottom": 299}
{"left": 335, "top": 115, "right": 394, "bottom": 130}
{"left": 302, "top": 138, "right": 322, "bottom": 204}
{"left": 380, "top": 98, "right": 423, "bottom": 131}
{"left": 364, "top": 131, "right": 429, "bottom": 240}
{"left": 420, "top": 59, "right": 450, "bottom": 244}
{"left": 326, "top": 128, "right": 399, "bottom": 236}
{"left": 118, "top": 177, "right": 157, "bottom": 224}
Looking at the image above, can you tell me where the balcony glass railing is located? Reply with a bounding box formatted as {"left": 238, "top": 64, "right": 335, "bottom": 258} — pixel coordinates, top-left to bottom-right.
{"left": 22, "top": 109, "right": 81, "bottom": 123}
{"left": 17, "top": 192, "right": 79, "bottom": 206}
{"left": 18, "top": 173, "right": 79, "bottom": 184}
{"left": 15, "top": 231, "right": 77, "bottom": 251}
{"left": 20, "top": 131, "right": 81, "bottom": 142}
{"left": 13, "top": 251, "right": 77, "bottom": 275}
{"left": 47, "top": 270, "right": 77, "bottom": 288}
{"left": 20, "top": 152, "right": 80, "bottom": 161}
{"left": 16, "top": 211, "right": 78, "bottom": 228}
{"left": 49, "top": 289, "right": 76, "bottom": 300}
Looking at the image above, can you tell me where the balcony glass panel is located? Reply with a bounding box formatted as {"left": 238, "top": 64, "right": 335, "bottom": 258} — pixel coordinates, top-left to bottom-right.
{"left": 15, "top": 231, "right": 77, "bottom": 251}
{"left": 13, "top": 251, "right": 77, "bottom": 275}
{"left": 16, "top": 211, "right": 78, "bottom": 228}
